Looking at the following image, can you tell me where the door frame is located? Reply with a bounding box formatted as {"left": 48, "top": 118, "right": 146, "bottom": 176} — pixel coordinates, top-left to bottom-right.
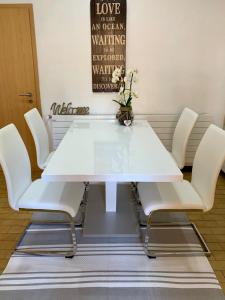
{"left": 0, "top": 4, "right": 41, "bottom": 113}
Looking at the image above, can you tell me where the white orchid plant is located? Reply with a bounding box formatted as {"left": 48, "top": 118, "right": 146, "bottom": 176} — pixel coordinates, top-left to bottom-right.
{"left": 112, "top": 67, "right": 138, "bottom": 108}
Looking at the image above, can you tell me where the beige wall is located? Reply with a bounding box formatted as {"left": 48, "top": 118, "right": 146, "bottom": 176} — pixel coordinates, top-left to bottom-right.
{"left": 1, "top": 0, "right": 225, "bottom": 125}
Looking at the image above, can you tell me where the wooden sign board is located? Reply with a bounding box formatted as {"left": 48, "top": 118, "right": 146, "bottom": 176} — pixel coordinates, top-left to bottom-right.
{"left": 90, "top": 0, "right": 127, "bottom": 92}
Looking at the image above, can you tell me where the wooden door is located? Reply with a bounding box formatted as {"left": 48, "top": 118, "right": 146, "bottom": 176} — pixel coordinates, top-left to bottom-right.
{"left": 0, "top": 4, "right": 41, "bottom": 170}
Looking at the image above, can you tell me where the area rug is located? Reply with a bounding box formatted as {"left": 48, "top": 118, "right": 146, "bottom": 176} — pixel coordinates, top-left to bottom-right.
{"left": 0, "top": 223, "right": 224, "bottom": 300}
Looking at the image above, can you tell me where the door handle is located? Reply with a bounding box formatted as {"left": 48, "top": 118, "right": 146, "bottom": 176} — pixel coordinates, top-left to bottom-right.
{"left": 18, "top": 92, "right": 33, "bottom": 103}
{"left": 19, "top": 92, "right": 32, "bottom": 97}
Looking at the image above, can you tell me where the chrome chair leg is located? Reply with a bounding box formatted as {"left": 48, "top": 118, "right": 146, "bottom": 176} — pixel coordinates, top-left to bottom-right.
{"left": 74, "top": 187, "right": 89, "bottom": 227}
{"left": 15, "top": 211, "right": 78, "bottom": 258}
{"left": 65, "top": 216, "right": 77, "bottom": 258}
{"left": 143, "top": 212, "right": 211, "bottom": 258}
{"left": 84, "top": 182, "right": 90, "bottom": 193}
{"left": 144, "top": 214, "right": 156, "bottom": 259}
{"left": 131, "top": 183, "right": 142, "bottom": 223}
{"left": 131, "top": 183, "right": 147, "bottom": 227}
{"left": 131, "top": 182, "right": 139, "bottom": 201}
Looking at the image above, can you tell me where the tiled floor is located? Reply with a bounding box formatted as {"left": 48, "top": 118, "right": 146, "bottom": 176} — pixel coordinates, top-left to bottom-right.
{"left": 0, "top": 170, "right": 224, "bottom": 293}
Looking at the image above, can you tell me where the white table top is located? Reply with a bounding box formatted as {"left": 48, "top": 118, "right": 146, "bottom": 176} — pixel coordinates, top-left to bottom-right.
{"left": 42, "top": 120, "right": 183, "bottom": 182}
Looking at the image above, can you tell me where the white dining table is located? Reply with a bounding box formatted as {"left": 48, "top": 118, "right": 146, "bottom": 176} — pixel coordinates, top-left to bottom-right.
{"left": 42, "top": 119, "right": 183, "bottom": 213}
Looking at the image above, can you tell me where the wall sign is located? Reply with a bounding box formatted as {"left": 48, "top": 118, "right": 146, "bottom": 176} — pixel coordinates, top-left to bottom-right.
{"left": 50, "top": 103, "right": 89, "bottom": 115}
{"left": 90, "top": 0, "right": 127, "bottom": 92}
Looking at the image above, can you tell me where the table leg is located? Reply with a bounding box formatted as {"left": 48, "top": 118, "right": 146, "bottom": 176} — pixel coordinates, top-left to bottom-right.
{"left": 105, "top": 182, "right": 117, "bottom": 212}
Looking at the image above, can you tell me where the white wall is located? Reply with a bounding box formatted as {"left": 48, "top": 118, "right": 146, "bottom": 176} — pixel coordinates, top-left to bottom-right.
{"left": 1, "top": 0, "right": 225, "bottom": 125}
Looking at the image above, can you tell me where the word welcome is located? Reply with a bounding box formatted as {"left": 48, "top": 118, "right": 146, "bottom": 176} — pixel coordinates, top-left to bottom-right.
{"left": 50, "top": 103, "right": 89, "bottom": 115}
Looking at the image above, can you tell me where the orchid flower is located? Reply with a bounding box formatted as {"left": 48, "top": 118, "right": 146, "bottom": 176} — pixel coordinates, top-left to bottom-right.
{"left": 112, "top": 67, "right": 138, "bottom": 107}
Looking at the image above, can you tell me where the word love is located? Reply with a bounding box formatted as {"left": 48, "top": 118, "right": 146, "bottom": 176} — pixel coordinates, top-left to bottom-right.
{"left": 96, "top": 2, "right": 121, "bottom": 15}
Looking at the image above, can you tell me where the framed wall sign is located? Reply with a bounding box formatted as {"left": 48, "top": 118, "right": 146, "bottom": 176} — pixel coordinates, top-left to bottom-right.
{"left": 90, "top": 0, "right": 127, "bottom": 92}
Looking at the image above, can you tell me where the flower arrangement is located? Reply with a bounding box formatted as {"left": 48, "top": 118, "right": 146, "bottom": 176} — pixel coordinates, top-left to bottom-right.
{"left": 112, "top": 67, "right": 138, "bottom": 108}
{"left": 111, "top": 67, "right": 138, "bottom": 125}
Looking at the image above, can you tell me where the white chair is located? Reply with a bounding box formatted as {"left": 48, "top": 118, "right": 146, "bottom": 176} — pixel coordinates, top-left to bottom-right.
{"left": 138, "top": 124, "right": 225, "bottom": 258}
{"left": 24, "top": 108, "right": 54, "bottom": 169}
{"left": 131, "top": 108, "right": 198, "bottom": 195}
{"left": 0, "top": 124, "right": 85, "bottom": 258}
{"left": 171, "top": 107, "right": 199, "bottom": 169}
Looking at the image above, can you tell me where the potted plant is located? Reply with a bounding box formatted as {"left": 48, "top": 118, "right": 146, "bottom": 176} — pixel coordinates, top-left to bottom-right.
{"left": 112, "top": 67, "right": 138, "bottom": 126}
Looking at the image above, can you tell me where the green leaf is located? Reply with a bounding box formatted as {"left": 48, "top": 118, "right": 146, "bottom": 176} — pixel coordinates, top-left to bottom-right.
{"left": 112, "top": 100, "right": 126, "bottom": 107}
{"left": 125, "top": 96, "right": 132, "bottom": 107}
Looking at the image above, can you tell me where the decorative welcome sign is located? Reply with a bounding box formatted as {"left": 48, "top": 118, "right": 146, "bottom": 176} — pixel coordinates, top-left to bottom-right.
{"left": 50, "top": 103, "right": 89, "bottom": 115}
{"left": 91, "top": 0, "right": 127, "bottom": 92}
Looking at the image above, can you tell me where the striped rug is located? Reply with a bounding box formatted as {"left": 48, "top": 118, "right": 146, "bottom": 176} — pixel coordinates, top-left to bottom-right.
{"left": 0, "top": 223, "right": 224, "bottom": 300}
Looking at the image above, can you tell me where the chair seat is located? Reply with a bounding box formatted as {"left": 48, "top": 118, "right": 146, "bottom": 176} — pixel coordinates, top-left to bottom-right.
{"left": 138, "top": 180, "right": 204, "bottom": 216}
{"left": 41, "top": 151, "right": 55, "bottom": 169}
{"left": 18, "top": 179, "right": 84, "bottom": 217}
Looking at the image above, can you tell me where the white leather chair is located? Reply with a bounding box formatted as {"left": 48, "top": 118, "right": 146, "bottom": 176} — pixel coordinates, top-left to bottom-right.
{"left": 131, "top": 108, "right": 198, "bottom": 195}
{"left": 171, "top": 107, "right": 199, "bottom": 169}
{"left": 138, "top": 124, "right": 225, "bottom": 258}
{"left": 24, "top": 108, "right": 54, "bottom": 169}
{"left": 0, "top": 124, "right": 85, "bottom": 258}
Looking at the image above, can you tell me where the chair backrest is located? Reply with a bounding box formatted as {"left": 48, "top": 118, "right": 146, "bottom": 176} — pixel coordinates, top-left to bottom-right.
{"left": 172, "top": 108, "right": 199, "bottom": 169}
{"left": 24, "top": 108, "right": 50, "bottom": 169}
{"left": 191, "top": 124, "right": 225, "bottom": 212}
{"left": 0, "top": 124, "right": 32, "bottom": 210}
